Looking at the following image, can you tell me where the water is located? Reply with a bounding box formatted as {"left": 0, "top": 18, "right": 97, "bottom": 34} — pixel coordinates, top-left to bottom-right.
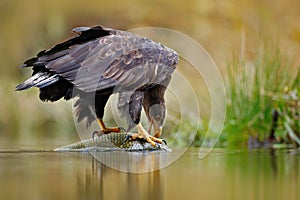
{"left": 0, "top": 148, "right": 299, "bottom": 200}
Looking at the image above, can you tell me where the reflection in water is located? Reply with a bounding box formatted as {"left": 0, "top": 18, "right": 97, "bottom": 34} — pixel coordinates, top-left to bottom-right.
{"left": 222, "top": 149, "right": 300, "bottom": 200}
{"left": 77, "top": 156, "right": 163, "bottom": 200}
{"left": 0, "top": 149, "right": 299, "bottom": 200}
{"left": 90, "top": 151, "right": 183, "bottom": 173}
{"left": 269, "top": 149, "right": 277, "bottom": 178}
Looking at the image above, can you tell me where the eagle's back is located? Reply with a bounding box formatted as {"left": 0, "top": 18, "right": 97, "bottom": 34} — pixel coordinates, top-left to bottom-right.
{"left": 16, "top": 26, "right": 178, "bottom": 102}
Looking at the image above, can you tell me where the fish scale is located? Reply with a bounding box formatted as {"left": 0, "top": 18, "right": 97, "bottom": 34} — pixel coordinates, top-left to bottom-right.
{"left": 54, "top": 132, "right": 171, "bottom": 152}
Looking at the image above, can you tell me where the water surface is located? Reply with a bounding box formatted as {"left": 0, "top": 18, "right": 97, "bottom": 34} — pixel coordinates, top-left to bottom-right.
{"left": 0, "top": 148, "right": 299, "bottom": 200}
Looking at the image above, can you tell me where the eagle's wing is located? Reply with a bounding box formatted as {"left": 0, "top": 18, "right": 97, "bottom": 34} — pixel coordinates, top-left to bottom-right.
{"left": 22, "top": 26, "right": 178, "bottom": 93}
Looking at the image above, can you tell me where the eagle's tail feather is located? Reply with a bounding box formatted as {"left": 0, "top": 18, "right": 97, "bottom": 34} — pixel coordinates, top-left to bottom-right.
{"left": 15, "top": 72, "right": 60, "bottom": 91}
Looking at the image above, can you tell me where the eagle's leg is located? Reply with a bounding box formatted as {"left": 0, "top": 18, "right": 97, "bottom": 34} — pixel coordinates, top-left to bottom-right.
{"left": 93, "top": 119, "right": 125, "bottom": 138}
{"left": 93, "top": 94, "right": 125, "bottom": 138}
{"left": 127, "top": 123, "right": 166, "bottom": 146}
{"left": 97, "top": 118, "right": 124, "bottom": 133}
{"left": 147, "top": 121, "right": 164, "bottom": 140}
{"left": 147, "top": 118, "right": 163, "bottom": 140}
{"left": 153, "top": 127, "right": 162, "bottom": 138}
{"left": 125, "top": 91, "right": 166, "bottom": 146}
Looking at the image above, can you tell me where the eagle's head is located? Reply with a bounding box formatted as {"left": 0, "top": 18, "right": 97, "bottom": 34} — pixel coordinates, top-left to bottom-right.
{"left": 143, "top": 84, "right": 167, "bottom": 137}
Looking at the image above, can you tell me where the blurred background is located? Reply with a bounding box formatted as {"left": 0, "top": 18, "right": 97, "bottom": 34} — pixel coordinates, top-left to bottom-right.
{"left": 0, "top": 0, "right": 299, "bottom": 148}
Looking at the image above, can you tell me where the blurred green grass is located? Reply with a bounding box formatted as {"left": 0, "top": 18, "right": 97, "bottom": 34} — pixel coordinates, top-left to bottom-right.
{"left": 223, "top": 40, "right": 299, "bottom": 147}
{"left": 0, "top": 0, "right": 300, "bottom": 147}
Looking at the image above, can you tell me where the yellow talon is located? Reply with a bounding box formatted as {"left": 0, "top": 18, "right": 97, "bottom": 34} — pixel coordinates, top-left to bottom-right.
{"left": 93, "top": 118, "right": 125, "bottom": 138}
{"left": 126, "top": 123, "right": 165, "bottom": 146}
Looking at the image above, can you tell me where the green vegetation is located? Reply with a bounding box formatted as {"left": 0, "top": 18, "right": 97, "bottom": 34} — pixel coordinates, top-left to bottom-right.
{"left": 223, "top": 40, "right": 300, "bottom": 147}
{"left": 170, "top": 40, "right": 299, "bottom": 148}
{"left": 271, "top": 88, "right": 300, "bottom": 147}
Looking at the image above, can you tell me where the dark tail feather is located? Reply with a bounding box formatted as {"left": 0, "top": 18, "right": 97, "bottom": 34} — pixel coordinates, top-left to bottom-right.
{"left": 15, "top": 72, "right": 60, "bottom": 91}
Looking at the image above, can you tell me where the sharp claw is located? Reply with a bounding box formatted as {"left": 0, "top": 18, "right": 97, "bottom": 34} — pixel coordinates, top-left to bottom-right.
{"left": 92, "top": 131, "right": 98, "bottom": 139}
{"left": 162, "top": 139, "right": 167, "bottom": 145}
{"left": 92, "top": 130, "right": 105, "bottom": 139}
